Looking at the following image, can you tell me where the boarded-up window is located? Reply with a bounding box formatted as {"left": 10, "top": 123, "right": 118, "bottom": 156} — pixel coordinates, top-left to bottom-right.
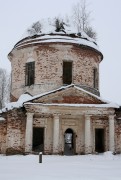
{"left": 93, "top": 68, "right": 98, "bottom": 89}
{"left": 25, "top": 62, "right": 35, "bottom": 86}
{"left": 63, "top": 62, "right": 72, "bottom": 85}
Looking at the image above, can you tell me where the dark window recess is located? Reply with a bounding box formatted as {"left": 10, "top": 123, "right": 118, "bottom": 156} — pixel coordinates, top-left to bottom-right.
{"left": 63, "top": 62, "right": 72, "bottom": 85}
{"left": 25, "top": 62, "right": 35, "bottom": 86}
{"left": 93, "top": 68, "right": 98, "bottom": 89}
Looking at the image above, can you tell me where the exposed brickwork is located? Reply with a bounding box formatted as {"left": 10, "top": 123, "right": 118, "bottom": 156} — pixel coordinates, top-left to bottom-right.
{"left": 33, "top": 87, "right": 103, "bottom": 104}
{"left": 0, "top": 120, "right": 7, "bottom": 154}
{"left": 115, "top": 108, "right": 121, "bottom": 153}
{"left": 91, "top": 116, "right": 109, "bottom": 152}
{"left": 5, "top": 108, "right": 26, "bottom": 155}
{"left": 52, "top": 95, "right": 102, "bottom": 104}
{"left": 0, "top": 104, "right": 118, "bottom": 155}
{"left": 9, "top": 43, "right": 101, "bottom": 100}
{"left": 10, "top": 93, "right": 18, "bottom": 102}
{"left": 33, "top": 116, "right": 53, "bottom": 154}
{"left": 0, "top": 34, "right": 120, "bottom": 156}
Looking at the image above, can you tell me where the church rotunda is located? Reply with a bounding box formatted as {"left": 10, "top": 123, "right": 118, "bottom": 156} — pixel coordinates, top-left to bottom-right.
{"left": 0, "top": 19, "right": 120, "bottom": 155}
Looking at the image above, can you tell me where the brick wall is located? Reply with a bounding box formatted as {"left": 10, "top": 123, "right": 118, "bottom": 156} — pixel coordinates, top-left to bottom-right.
{"left": 91, "top": 116, "right": 109, "bottom": 152}
{"left": 1, "top": 106, "right": 121, "bottom": 155}
{"left": 115, "top": 107, "right": 121, "bottom": 153}
{"left": 10, "top": 43, "right": 101, "bottom": 100}
{"left": 5, "top": 108, "right": 26, "bottom": 155}
{"left": 0, "top": 120, "right": 7, "bottom": 154}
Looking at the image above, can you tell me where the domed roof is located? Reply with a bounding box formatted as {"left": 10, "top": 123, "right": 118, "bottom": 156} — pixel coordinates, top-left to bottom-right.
{"left": 11, "top": 19, "right": 103, "bottom": 58}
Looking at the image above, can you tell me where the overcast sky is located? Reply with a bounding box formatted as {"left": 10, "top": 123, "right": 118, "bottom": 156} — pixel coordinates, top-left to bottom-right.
{"left": 0, "top": 0, "right": 121, "bottom": 105}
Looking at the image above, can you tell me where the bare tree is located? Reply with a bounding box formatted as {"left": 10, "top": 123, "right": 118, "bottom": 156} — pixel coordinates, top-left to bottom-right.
{"left": 72, "top": 0, "right": 96, "bottom": 39}
{"left": 0, "top": 68, "right": 11, "bottom": 109}
{"left": 4, "top": 72, "right": 11, "bottom": 105}
{"left": 28, "top": 21, "right": 42, "bottom": 36}
{"left": 85, "top": 26, "right": 97, "bottom": 40}
{"left": 54, "top": 17, "right": 66, "bottom": 33}
{"left": 0, "top": 68, "right": 6, "bottom": 108}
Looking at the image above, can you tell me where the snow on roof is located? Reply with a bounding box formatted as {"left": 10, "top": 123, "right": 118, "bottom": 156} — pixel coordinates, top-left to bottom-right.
{"left": 15, "top": 34, "right": 99, "bottom": 53}
{"left": 0, "top": 84, "right": 119, "bottom": 113}
{"left": 0, "top": 85, "right": 71, "bottom": 113}
{"left": 74, "top": 86, "right": 110, "bottom": 103}
{"left": 0, "top": 117, "right": 5, "bottom": 121}
{"left": 21, "top": 19, "right": 96, "bottom": 43}
{"left": 14, "top": 19, "right": 101, "bottom": 55}
{"left": 0, "top": 93, "right": 32, "bottom": 113}
{"left": 24, "top": 84, "right": 119, "bottom": 109}
{"left": 17, "top": 93, "right": 32, "bottom": 103}
{"left": 117, "top": 117, "right": 121, "bottom": 120}
{"left": 23, "top": 84, "right": 110, "bottom": 104}
{"left": 24, "top": 102, "right": 119, "bottom": 108}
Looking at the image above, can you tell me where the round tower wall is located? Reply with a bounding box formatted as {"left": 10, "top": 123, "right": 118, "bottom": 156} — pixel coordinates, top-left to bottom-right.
{"left": 9, "top": 43, "right": 101, "bottom": 100}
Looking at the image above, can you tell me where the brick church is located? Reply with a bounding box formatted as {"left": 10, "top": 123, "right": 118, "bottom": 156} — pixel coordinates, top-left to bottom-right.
{"left": 0, "top": 20, "right": 121, "bottom": 155}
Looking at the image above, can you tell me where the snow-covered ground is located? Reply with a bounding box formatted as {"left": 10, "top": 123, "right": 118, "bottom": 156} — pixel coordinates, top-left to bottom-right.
{"left": 0, "top": 152, "right": 121, "bottom": 180}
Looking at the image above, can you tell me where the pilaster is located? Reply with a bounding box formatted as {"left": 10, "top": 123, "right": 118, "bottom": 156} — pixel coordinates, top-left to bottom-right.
{"left": 85, "top": 115, "right": 92, "bottom": 154}
{"left": 109, "top": 115, "right": 115, "bottom": 152}
{"left": 53, "top": 114, "right": 60, "bottom": 154}
{"left": 25, "top": 112, "right": 34, "bottom": 153}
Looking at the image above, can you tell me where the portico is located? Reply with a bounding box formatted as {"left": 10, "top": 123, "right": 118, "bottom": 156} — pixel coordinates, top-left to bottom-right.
{"left": 24, "top": 96, "right": 115, "bottom": 155}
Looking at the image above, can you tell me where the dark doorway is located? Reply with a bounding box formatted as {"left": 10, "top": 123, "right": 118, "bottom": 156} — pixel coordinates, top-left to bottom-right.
{"left": 95, "top": 128, "right": 105, "bottom": 153}
{"left": 32, "top": 127, "right": 44, "bottom": 153}
{"left": 63, "top": 61, "right": 72, "bottom": 85}
{"left": 64, "top": 128, "right": 75, "bottom": 155}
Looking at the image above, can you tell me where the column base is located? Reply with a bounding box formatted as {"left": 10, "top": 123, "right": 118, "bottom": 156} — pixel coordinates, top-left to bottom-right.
{"left": 85, "top": 146, "right": 92, "bottom": 154}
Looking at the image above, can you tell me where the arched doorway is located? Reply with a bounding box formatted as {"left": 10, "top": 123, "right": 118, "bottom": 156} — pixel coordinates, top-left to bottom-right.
{"left": 64, "top": 128, "right": 75, "bottom": 155}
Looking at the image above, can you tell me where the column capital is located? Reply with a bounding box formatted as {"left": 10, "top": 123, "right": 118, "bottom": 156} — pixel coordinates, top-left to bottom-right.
{"left": 109, "top": 114, "right": 115, "bottom": 119}
{"left": 53, "top": 113, "right": 61, "bottom": 118}
{"left": 85, "top": 114, "right": 91, "bottom": 120}
{"left": 26, "top": 112, "right": 34, "bottom": 118}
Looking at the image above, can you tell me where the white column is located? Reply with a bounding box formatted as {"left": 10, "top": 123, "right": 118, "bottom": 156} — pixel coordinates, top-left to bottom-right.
{"left": 53, "top": 114, "right": 60, "bottom": 154}
{"left": 109, "top": 115, "right": 115, "bottom": 152}
{"left": 25, "top": 112, "right": 34, "bottom": 153}
{"left": 85, "top": 115, "right": 91, "bottom": 154}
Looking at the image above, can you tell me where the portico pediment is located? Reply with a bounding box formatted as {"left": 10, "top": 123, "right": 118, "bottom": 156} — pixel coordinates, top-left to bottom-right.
{"left": 29, "top": 85, "right": 106, "bottom": 105}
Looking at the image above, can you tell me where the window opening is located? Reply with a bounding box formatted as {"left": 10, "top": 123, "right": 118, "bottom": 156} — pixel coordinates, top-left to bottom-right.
{"left": 93, "top": 68, "right": 98, "bottom": 89}
{"left": 63, "top": 61, "right": 72, "bottom": 85}
{"left": 25, "top": 62, "right": 35, "bottom": 86}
